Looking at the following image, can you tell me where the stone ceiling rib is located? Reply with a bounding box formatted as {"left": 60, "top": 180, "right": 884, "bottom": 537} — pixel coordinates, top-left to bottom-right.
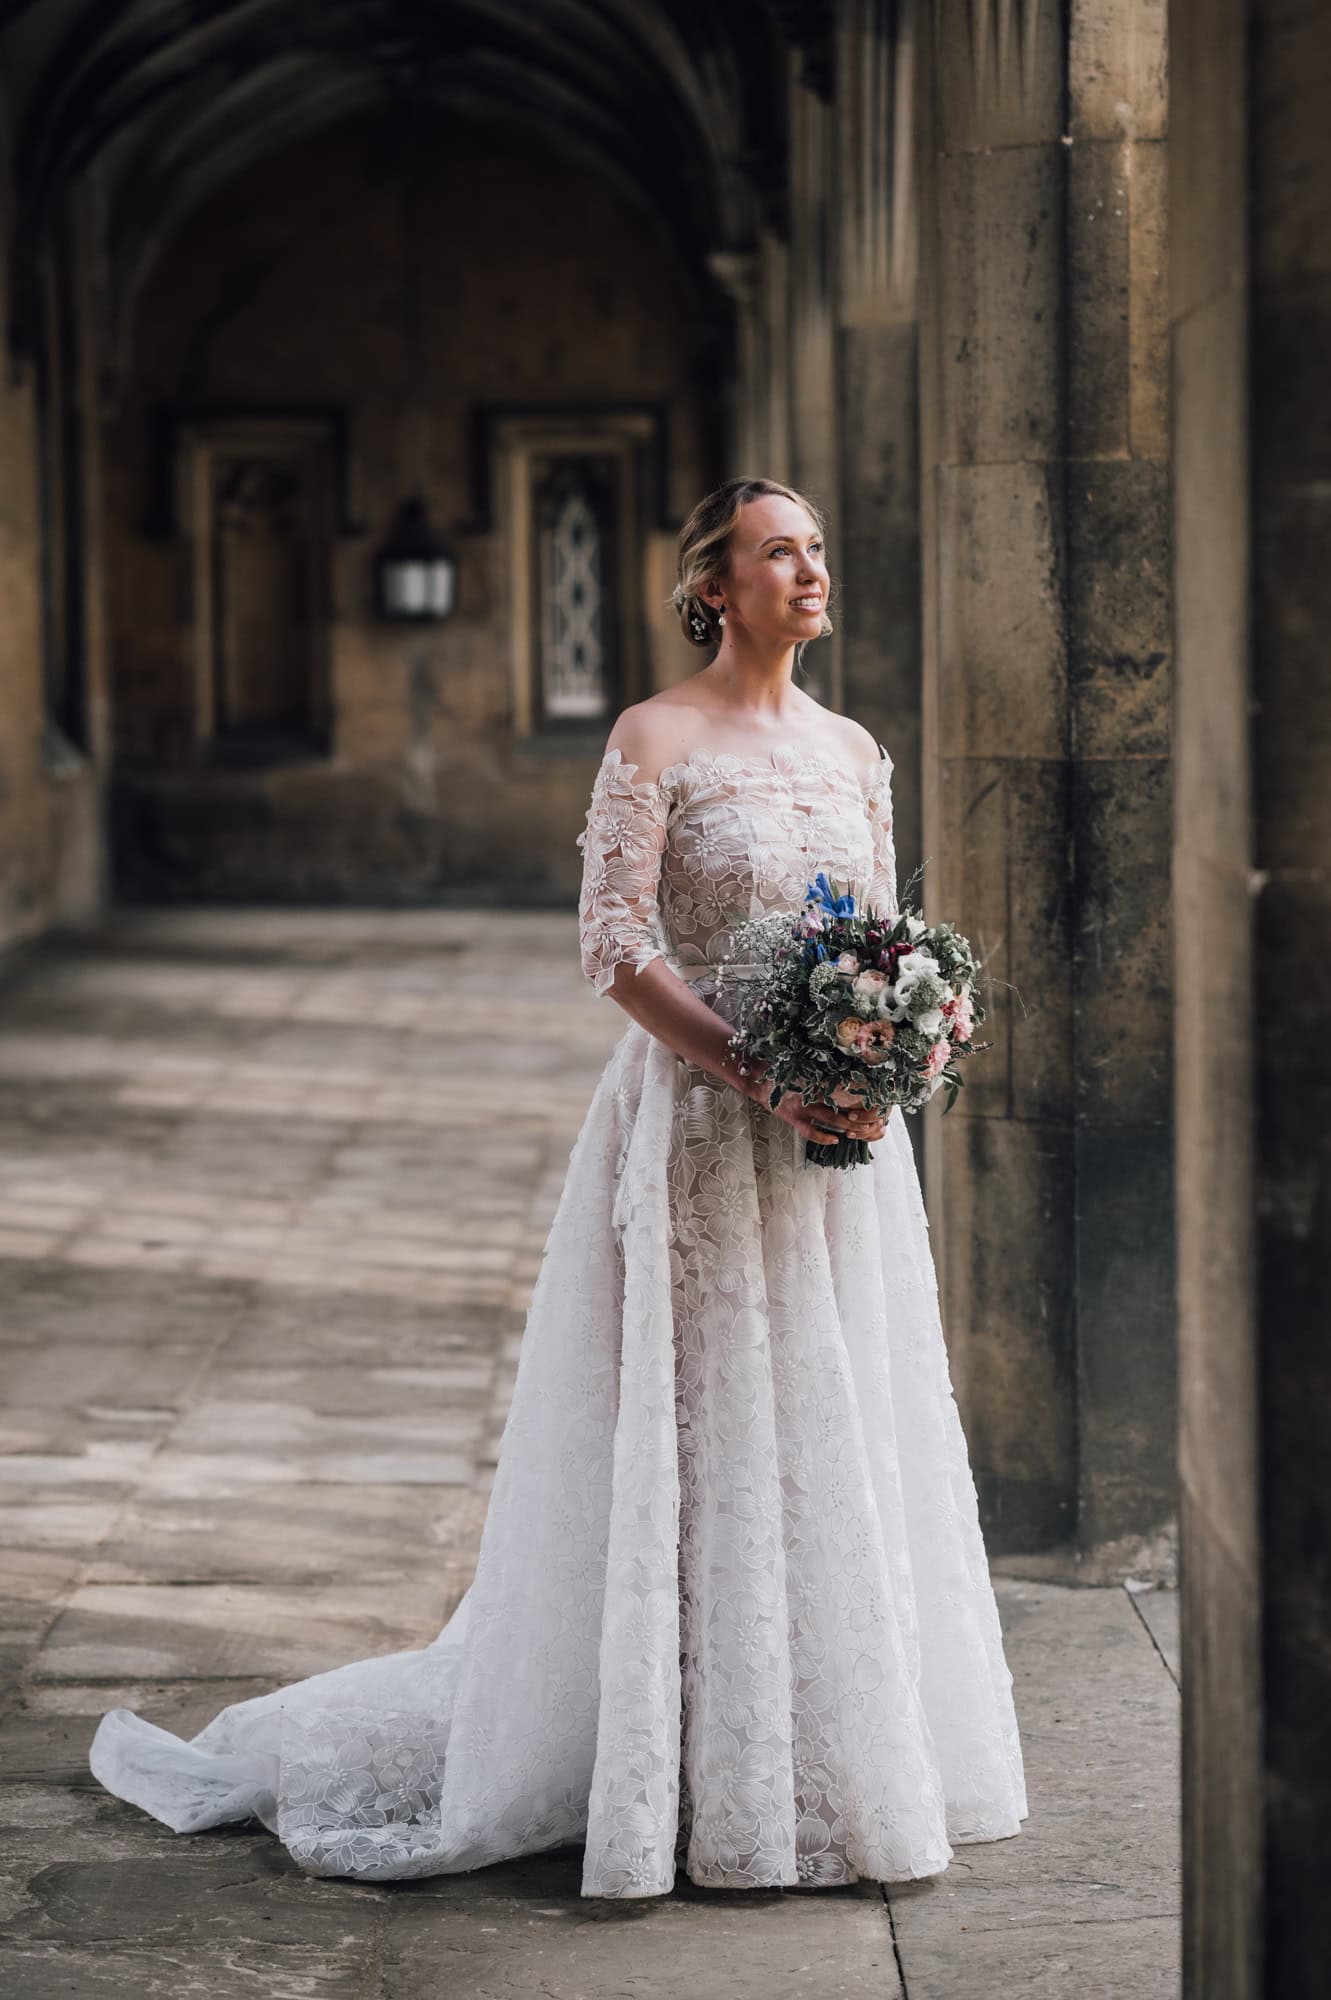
{"left": 3, "top": 0, "right": 788, "bottom": 364}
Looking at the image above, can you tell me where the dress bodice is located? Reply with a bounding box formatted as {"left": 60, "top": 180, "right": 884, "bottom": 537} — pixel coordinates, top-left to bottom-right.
{"left": 576, "top": 741, "right": 898, "bottom": 999}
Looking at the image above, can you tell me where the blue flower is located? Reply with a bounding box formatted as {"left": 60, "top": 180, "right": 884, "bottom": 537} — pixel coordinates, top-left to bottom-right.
{"left": 804, "top": 871, "right": 857, "bottom": 920}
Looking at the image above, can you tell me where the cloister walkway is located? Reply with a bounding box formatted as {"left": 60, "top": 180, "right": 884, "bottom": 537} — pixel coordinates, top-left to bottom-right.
{"left": 0, "top": 909, "right": 1179, "bottom": 1998}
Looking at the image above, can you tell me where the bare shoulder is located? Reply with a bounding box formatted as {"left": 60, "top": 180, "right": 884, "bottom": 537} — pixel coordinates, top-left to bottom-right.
{"left": 840, "top": 715, "right": 884, "bottom": 772}
{"left": 802, "top": 702, "right": 884, "bottom": 781}
{"left": 602, "top": 692, "right": 708, "bottom": 784}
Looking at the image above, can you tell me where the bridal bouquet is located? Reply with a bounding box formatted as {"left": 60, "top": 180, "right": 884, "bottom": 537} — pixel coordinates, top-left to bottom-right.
{"left": 716, "top": 872, "right": 989, "bottom": 1169}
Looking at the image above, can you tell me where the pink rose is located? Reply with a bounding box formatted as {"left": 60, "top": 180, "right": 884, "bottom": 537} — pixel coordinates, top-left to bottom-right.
{"left": 834, "top": 951, "right": 861, "bottom": 974}
{"left": 835, "top": 1015, "right": 862, "bottom": 1048}
{"left": 925, "top": 1039, "right": 951, "bottom": 1078}
{"left": 855, "top": 1020, "right": 896, "bottom": 1065}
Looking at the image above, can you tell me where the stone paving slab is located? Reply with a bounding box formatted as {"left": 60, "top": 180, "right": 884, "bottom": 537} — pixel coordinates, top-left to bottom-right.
{"left": 80, "top": 1482, "right": 489, "bottom": 1588}
{"left": 0, "top": 910, "right": 1180, "bottom": 1999}
{"left": 887, "top": 1582, "right": 1180, "bottom": 1995}
{"left": 34, "top": 1579, "right": 453, "bottom": 1684}
{"left": 380, "top": 1854, "right": 905, "bottom": 2000}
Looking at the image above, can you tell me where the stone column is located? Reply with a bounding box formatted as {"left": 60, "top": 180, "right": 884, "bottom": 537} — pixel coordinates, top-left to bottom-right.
{"left": 1173, "top": 0, "right": 1331, "bottom": 1992}
{"left": 916, "top": 0, "right": 1173, "bottom": 1563}
{"left": 708, "top": 239, "right": 791, "bottom": 485}
{"left": 833, "top": 0, "right": 923, "bottom": 930}
{"left": 787, "top": 66, "right": 842, "bottom": 710}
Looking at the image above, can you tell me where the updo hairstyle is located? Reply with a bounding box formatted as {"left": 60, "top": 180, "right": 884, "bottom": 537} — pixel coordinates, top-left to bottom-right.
{"left": 669, "top": 476, "right": 836, "bottom": 650}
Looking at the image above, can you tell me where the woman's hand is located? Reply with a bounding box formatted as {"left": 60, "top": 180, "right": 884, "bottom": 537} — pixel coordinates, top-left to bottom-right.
{"left": 741, "top": 1070, "right": 892, "bottom": 1145}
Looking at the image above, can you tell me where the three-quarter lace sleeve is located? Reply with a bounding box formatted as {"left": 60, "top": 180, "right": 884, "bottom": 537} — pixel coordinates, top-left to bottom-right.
{"left": 576, "top": 749, "right": 671, "bottom": 998}
{"left": 864, "top": 745, "right": 899, "bottom": 921}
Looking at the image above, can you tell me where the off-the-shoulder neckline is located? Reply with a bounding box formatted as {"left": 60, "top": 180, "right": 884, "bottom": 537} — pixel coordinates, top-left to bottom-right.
{"left": 596, "top": 741, "right": 892, "bottom": 792}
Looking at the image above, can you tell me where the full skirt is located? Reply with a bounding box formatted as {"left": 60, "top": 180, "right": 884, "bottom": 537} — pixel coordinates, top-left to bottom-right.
{"left": 89, "top": 1019, "right": 1028, "bottom": 1896}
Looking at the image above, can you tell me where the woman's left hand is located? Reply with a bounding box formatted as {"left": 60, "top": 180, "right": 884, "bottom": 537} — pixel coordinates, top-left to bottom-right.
{"left": 821, "top": 1083, "right": 891, "bottom": 1142}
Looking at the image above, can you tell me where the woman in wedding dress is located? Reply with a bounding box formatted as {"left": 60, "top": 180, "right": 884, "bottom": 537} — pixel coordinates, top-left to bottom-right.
{"left": 89, "top": 475, "right": 1028, "bottom": 1898}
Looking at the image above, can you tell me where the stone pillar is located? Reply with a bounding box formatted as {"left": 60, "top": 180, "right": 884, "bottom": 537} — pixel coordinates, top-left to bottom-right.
{"left": 787, "top": 67, "right": 842, "bottom": 710}
{"left": 1173, "top": 0, "right": 1331, "bottom": 1992}
{"left": 51, "top": 184, "right": 112, "bottom": 925}
{"left": 832, "top": 0, "right": 923, "bottom": 932}
{"left": 709, "top": 238, "right": 791, "bottom": 485}
{"left": 916, "top": 0, "right": 1173, "bottom": 1563}
{"left": 0, "top": 208, "right": 48, "bottom": 945}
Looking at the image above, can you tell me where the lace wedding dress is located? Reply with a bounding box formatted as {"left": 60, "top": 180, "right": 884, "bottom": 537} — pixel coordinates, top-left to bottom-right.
{"left": 89, "top": 739, "right": 1028, "bottom": 1897}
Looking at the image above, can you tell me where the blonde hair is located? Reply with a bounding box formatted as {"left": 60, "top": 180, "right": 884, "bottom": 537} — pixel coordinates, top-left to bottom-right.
{"left": 670, "top": 476, "right": 836, "bottom": 651}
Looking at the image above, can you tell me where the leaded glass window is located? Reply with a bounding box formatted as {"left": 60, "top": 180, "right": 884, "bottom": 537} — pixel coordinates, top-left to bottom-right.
{"left": 534, "top": 456, "right": 618, "bottom": 724}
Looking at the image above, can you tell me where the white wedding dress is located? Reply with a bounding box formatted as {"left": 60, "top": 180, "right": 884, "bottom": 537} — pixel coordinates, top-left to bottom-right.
{"left": 89, "top": 739, "right": 1028, "bottom": 1897}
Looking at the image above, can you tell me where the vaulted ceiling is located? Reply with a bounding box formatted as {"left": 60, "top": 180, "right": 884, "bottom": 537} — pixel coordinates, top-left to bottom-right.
{"left": 0, "top": 0, "right": 831, "bottom": 371}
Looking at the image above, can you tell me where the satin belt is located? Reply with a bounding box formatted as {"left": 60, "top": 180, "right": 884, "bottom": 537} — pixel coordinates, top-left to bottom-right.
{"left": 669, "top": 961, "right": 765, "bottom": 982}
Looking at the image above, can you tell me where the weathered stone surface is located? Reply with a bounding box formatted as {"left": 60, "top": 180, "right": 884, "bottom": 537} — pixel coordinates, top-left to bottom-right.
{"left": 0, "top": 224, "right": 102, "bottom": 952}
{"left": 1069, "top": 0, "right": 1168, "bottom": 141}
{"left": 934, "top": 466, "right": 1068, "bottom": 761}
{"left": 1245, "top": 17, "right": 1331, "bottom": 1990}
{"left": 938, "top": 1116, "right": 1078, "bottom": 1555}
{"left": 838, "top": 318, "right": 923, "bottom": 967}
{"left": 1068, "top": 140, "right": 1134, "bottom": 460}
{"left": 892, "top": 1914, "right": 1178, "bottom": 1999}
{"left": 0, "top": 1268, "right": 251, "bottom": 1349}
{"left": 890, "top": 1583, "right": 1179, "bottom": 1996}
{"left": 84, "top": 1482, "right": 489, "bottom": 1589}
{"left": 1071, "top": 756, "right": 1173, "bottom": 1125}
{"left": 1067, "top": 468, "right": 1172, "bottom": 762}
{"left": 931, "top": 756, "right": 1085, "bottom": 1125}
{"left": 1129, "top": 140, "right": 1170, "bottom": 461}
{"left": 35, "top": 1579, "right": 448, "bottom": 1685}
{"left": 933, "top": 0, "right": 1066, "bottom": 154}
{"left": 1075, "top": 1119, "right": 1177, "bottom": 1556}
{"left": 935, "top": 146, "right": 1065, "bottom": 466}
{"left": 0, "top": 1942, "right": 377, "bottom": 1998}
{"left": 383, "top": 1866, "right": 903, "bottom": 1999}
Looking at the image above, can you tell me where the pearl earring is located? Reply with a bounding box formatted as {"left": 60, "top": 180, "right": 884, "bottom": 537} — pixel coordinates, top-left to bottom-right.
{"left": 717, "top": 606, "right": 727, "bottom": 628}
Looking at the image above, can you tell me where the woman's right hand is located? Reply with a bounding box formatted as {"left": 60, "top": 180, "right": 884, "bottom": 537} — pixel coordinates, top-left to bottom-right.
{"left": 742, "top": 1070, "right": 890, "bottom": 1145}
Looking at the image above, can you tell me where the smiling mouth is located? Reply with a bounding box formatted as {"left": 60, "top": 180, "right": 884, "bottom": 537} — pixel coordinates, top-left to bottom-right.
{"left": 790, "top": 596, "right": 822, "bottom": 611}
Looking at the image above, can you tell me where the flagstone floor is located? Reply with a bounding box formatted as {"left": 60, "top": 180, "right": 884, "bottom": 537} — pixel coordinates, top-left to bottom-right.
{"left": 0, "top": 907, "right": 1180, "bottom": 1998}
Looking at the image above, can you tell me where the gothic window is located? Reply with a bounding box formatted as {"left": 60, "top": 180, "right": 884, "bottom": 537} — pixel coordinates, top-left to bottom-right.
{"left": 532, "top": 455, "right": 618, "bottom": 726}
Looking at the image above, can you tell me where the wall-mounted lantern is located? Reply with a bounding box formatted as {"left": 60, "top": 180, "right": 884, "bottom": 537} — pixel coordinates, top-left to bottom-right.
{"left": 374, "top": 496, "right": 456, "bottom": 621}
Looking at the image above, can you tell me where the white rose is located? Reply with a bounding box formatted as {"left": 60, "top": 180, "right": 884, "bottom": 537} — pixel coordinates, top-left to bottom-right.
{"left": 915, "top": 1008, "right": 945, "bottom": 1037}
{"left": 905, "top": 914, "right": 928, "bottom": 941}
{"left": 885, "top": 971, "right": 915, "bottom": 1022}
{"left": 897, "top": 949, "right": 941, "bottom": 978}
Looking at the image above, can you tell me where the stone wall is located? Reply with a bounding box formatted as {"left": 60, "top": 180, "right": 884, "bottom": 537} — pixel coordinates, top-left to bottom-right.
{"left": 107, "top": 112, "right": 711, "bottom": 904}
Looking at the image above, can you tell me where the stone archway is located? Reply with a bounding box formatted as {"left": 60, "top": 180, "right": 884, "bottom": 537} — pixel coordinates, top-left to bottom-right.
{"left": 2, "top": 1, "right": 808, "bottom": 907}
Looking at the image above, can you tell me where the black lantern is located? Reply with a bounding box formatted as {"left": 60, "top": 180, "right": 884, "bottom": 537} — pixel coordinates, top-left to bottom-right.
{"left": 375, "top": 496, "right": 456, "bottom": 621}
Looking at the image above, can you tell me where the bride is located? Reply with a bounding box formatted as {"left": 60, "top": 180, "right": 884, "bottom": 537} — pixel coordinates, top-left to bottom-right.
{"left": 89, "top": 475, "right": 1028, "bottom": 1898}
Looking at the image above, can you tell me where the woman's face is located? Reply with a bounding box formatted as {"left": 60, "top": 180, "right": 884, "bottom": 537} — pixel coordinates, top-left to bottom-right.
{"left": 704, "top": 493, "right": 829, "bottom": 646}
